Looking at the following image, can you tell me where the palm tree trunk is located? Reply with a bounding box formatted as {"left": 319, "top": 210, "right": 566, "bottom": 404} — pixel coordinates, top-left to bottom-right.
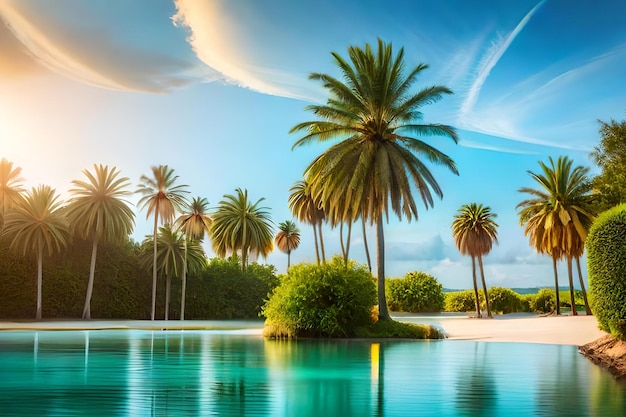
{"left": 151, "top": 214, "right": 159, "bottom": 321}
{"left": 345, "top": 221, "right": 352, "bottom": 265}
{"left": 318, "top": 222, "right": 326, "bottom": 263}
{"left": 313, "top": 224, "right": 320, "bottom": 264}
{"left": 478, "top": 255, "right": 492, "bottom": 318}
{"left": 471, "top": 256, "right": 481, "bottom": 318}
{"left": 362, "top": 217, "right": 372, "bottom": 272}
{"left": 287, "top": 250, "right": 291, "bottom": 270}
{"left": 82, "top": 238, "right": 98, "bottom": 320}
{"left": 552, "top": 255, "right": 560, "bottom": 315}
{"left": 165, "top": 273, "right": 171, "bottom": 320}
{"left": 36, "top": 239, "right": 43, "bottom": 320}
{"left": 575, "top": 257, "right": 592, "bottom": 315}
{"left": 376, "top": 219, "right": 390, "bottom": 321}
{"left": 566, "top": 256, "right": 577, "bottom": 316}
{"left": 180, "top": 239, "right": 188, "bottom": 320}
{"left": 339, "top": 222, "right": 346, "bottom": 261}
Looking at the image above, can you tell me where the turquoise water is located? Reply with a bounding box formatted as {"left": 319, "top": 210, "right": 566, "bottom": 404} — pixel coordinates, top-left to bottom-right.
{"left": 0, "top": 330, "right": 624, "bottom": 416}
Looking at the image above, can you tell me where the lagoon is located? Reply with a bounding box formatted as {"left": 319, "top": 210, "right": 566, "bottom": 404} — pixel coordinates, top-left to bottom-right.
{"left": 0, "top": 329, "right": 624, "bottom": 416}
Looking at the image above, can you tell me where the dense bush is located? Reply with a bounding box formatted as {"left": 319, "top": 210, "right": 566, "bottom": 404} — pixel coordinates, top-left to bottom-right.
{"left": 487, "top": 287, "right": 523, "bottom": 314}
{"left": 444, "top": 290, "right": 482, "bottom": 313}
{"left": 185, "top": 257, "right": 279, "bottom": 319}
{"left": 262, "top": 256, "right": 377, "bottom": 338}
{"left": 526, "top": 288, "right": 556, "bottom": 314}
{"left": 586, "top": 204, "right": 626, "bottom": 340}
{"left": 386, "top": 271, "right": 444, "bottom": 312}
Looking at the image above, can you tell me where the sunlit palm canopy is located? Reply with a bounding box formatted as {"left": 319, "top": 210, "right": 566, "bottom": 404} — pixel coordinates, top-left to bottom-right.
{"left": 0, "top": 158, "right": 25, "bottom": 227}
{"left": 210, "top": 188, "right": 274, "bottom": 264}
{"left": 136, "top": 165, "right": 189, "bottom": 225}
{"left": 176, "top": 196, "right": 212, "bottom": 241}
{"left": 452, "top": 203, "right": 499, "bottom": 256}
{"left": 291, "top": 39, "right": 459, "bottom": 224}
{"left": 275, "top": 220, "right": 301, "bottom": 254}
{"left": 2, "top": 185, "right": 69, "bottom": 255}
{"left": 288, "top": 180, "right": 324, "bottom": 225}
{"left": 66, "top": 164, "right": 135, "bottom": 241}
{"left": 517, "top": 156, "right": 595, "bottom": 257}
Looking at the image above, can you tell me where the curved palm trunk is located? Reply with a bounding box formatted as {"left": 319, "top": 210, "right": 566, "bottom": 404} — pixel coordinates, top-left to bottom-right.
{"left": 471, "top": 256, "right": 481, "bottom": 318}
{"left": 165, "top": 272, "right": 171, "bottom": 320}
{"left": 339, "top": 222, "right": 346, "bottom": 261}
{"left": 552, "top": 256, "right": 560, "bottom": 315}
{"left": 575, "top": 257, "right": 592, "bottom": 315}
{"left": 318, "top": 222, "right": 326, "bottom": 263}
{"left": 477, "top": 255, "right": 492, "bottom": 318}
{"left": 566, "top": 256, "right": 577, "bottom": 316}
{"left": 345, "top": 221, "right": 352, "bottom": 265}
{"left": 312, "top": 223, "right": 320, "bottom": 264}
{"left": 82, "top": 238, "right": 98, "bottom": 320}
{"left": 36, "top": 239, "right": 43, "bottom": 320}
{"left": 180, "top": 239, "right": 188, "bottom": 320}
{"left": 376, "top": 219, "right": 390, "bottom": 321}
{"left": 151, "top": 214, "right": 159, "bottom": 321}
{"left": 567, "top": 256, "right": 578, "bottom": 316}
{"left": 362, "top": 218, "right": 372, "bottom": 272}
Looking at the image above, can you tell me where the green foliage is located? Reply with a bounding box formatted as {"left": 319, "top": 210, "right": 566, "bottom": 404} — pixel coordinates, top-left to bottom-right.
{"left": 525, "top": 288, "right": 557, "bottom": 314}
{"left": 185, "top": 256, "right": 279, "bottom": 319}
{"left": 262, "top": 256, "right": 377, "bottom": 338}
{"left": 590, "top": 119, "right": 626, "bottom": 211}
{"left": 353, "top": 319, "right": 443, "bottom": 339}
{"left": 444, "top": 290, "right": 482, "bottom": 312}
{"left": 386, "top": 271, "right": 444, "bottom": 312}
{"left": 487, "top": 287, "right": 523, "bottom": 314}
{"left": 586, "top": 204, "right": 626, "bottom": 340}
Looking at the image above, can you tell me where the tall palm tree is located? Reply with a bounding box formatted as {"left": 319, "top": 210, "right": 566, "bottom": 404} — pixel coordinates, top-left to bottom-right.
{"left": 517, "top": 156, "right": 595, "bottom": 316}
{"left": 0, "top": 158, "right": 25, "bottom": 229}
{"left": 2, "top": 185, "right": 70, "bottom": 319}
{"left": 175, "top": 196, "right": 212, "bottom": 320}
{"left": 288, "top": 180, "right": 325, "bottom": 264}
{"left": 275, "top": 220, "right": 301, "bottom": 269}
{"left": 66, "top": 164, "right": 135, "bottom": 320}
{"left": 290, "top": 39, "right": 458, "bottom": 320}
{"left": 136, "top": 165, "right": 189, "bottom": 320}
{"left": 452, "top": 203, "right": 498, "bottom": 318}
{"left": 142, "top": 224, "right": 206, "bottom": 320}
{"left": 210, "top": 188, "right": 274, "bottom": 271}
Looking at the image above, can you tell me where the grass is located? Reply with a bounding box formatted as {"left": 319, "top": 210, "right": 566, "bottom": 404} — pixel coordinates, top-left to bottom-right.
{"left": 353, "top": 319, "right": 444, "bottom": 339}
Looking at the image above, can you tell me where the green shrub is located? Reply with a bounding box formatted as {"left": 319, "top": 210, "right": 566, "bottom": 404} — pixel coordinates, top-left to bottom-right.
{"left": 354, "top": 319, "right": 443, "bottom": 339}
{"left": 487, "top": 287, "right": 523, "bottom": 314}
{"left": 262, "top": 256, "right": 377, "bottom": 338}
{"left": 586, "top": 204, "right": 626, "bottom": 340}
{"left": 444, "top": 290, "right": 482, "bottom": 312}
{"left": 526, "top": 288, "right": 556, "bottom": 314}
{"left": 386, "top": 271, "right": 444, "bottom": 312}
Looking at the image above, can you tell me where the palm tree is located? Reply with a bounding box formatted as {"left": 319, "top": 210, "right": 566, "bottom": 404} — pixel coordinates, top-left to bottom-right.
{"left": 288, "top": 180, "right": 326, "bottom": 264}
{"left": 275, "top": 220, "right": 301, "bottom": 269}
{"left": 0, "top": 158, "right": 25, "bottom": 229}
{"left": 66, "top": 164, "right": 135, "bottom": 320}
{"left": 517, "top": 156, "right": 595, "bottom": 316}
{"left": 452, "top": 203, "right": 498, "bottom": 318}
{"left": 2, "top": 185, "right": 70, "bottom": 319}
{"left": 210, "top": 188, "right": 274, "bottom": 271}
{"left": 290, "top": 39, "right": 458, "bottom": 320}
{"left": 143, "top": 224, "right": 206, "bottom": 320}
{"left": 136, "top": 165, "right": 189, "bottom": 320}
{"left": 175, "top": 196, "right": 212, "bottom": 320}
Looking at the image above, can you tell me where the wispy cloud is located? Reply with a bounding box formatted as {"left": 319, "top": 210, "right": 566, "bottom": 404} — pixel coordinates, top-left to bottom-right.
{"left": 0, "top": 1, "right": 210, "bottom": 92}
{"left": 459, "top": 138, "right": 539, "bottom": 155}
{"left": 460, "top": 0, "right": 546, "bottom": 118}
{"left": 172, "top": 0, "right": 323, "bottom": 102}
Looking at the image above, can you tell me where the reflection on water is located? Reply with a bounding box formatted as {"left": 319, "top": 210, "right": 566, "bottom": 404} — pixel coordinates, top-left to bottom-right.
{"left": 0, "top": 330, "right": 623, "bottom": 416}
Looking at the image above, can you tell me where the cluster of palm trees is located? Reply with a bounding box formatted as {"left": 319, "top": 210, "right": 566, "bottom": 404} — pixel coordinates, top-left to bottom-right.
{"left": 0, "top": 160, "right": 294, "bottom": 320}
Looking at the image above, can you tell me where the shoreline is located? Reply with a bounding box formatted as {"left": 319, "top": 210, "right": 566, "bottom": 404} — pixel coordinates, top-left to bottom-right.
{"left": 0, "top": 314, "right": 607, "bottom": 346}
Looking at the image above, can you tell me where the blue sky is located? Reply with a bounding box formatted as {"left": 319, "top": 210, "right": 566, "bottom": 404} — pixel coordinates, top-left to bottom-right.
{"left": 1, "top": 0, "right": 624, "bottom": 289}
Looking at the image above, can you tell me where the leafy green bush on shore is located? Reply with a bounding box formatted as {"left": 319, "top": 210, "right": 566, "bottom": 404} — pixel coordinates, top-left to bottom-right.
{"left": 586, "top": 204, "right": 626, "bottom": 340}
{"left": 262, "top": 256, "right": 377, "bottom": 338}
{"left": 386, "top": 271, "right": 444, "bottom": 313}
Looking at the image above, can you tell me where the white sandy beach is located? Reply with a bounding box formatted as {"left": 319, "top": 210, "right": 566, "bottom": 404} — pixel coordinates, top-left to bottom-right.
{"left": 0, "top": 314, "right": 608, "bottom": 346}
